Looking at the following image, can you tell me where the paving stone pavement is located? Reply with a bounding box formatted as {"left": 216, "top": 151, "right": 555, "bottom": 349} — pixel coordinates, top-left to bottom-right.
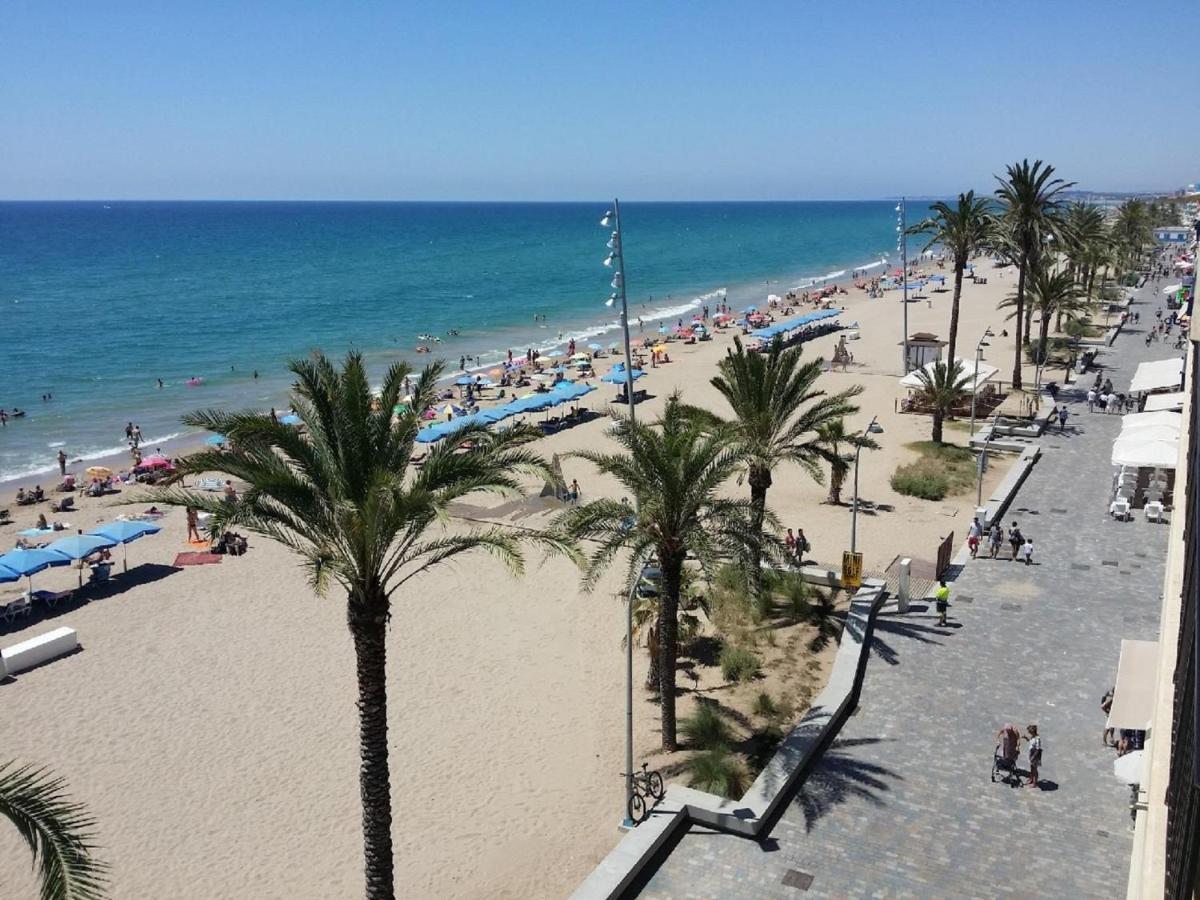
{"left": 630, "top": 287, "right": 1180, "bottom": 899}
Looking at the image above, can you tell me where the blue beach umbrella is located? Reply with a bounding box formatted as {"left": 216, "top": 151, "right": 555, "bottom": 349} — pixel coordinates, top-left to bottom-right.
{"left": 415, "top": 423, "right": 448, "bottom": 444}
{"left": 205, "top": 434, "right": 227, "bottom": 445}
{"left": 601, "top": 369, "right": 646, "bottom": 384}
{"left": 455, "top": 376, "right": 475, "bottom": 386}
{"left": 0, "top": 563, "right": 19, "bottom": 584}
{"left": 88, "top": 520, "right": 161, "bottom": 573}
{"left": 0, "top": 548, "right": 72, "bottom": 595}
{"left": 478, "top": 407, "right": 512, "bottom": 424}
{"left": 587, "top": 343, "right": 603, "bottom": 351}
{"left": 45, "top": 533, "right": 118, "bottom": 586}
{"left": 279, "top": 414, "right": 302, "bottom": 426}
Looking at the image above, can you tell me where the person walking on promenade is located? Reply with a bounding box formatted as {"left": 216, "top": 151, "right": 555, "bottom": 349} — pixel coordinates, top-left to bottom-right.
{"left": 1087, "top": 388, "right": 1096, "bottom": 412}
{"left": 1024, "top": 724, "right": 1043, "bottom": 787}
{"left": 1057, "top": 406, "right": 1069, "bottom": 432}
{"left": 934, "top": 580, "right": 951, "bottom": 627}
{"left": 988, "top": 522, "right": 1004, "bottom": 558}
{"left": 967, "top": 517, "right": 983, "bottom": 558}
{"left": 1008, "top": 522, "right": 1024, "bottom": 561}
{"left": 1021, "top": 537, "right": 1035, "bottom": 565}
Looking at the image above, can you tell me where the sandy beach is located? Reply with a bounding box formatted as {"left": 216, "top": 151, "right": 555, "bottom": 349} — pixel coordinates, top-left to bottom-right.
{"left": 0, "top": 255, "right": 1043, "bottom": 898}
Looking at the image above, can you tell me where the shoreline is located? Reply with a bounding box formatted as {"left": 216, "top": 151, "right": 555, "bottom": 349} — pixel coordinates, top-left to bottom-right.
{"left": 0, "top": 244, "right": 896, "bottom": 491}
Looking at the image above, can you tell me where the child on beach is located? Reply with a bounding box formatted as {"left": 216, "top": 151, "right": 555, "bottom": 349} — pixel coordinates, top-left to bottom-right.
{"left": 934, "top": 580, "right": 950, "bottom": 627}
{"left": 1021, "top": 538, "right": 1034, "bottom": 566}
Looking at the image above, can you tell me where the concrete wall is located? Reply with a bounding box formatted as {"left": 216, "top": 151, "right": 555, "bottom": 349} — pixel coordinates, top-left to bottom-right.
{"left": 570, "top": 579, "right": 889, "bottom": 900}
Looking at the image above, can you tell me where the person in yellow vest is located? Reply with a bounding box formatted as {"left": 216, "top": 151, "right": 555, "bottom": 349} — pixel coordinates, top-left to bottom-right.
{"left": 934, "top": 580, "right": 950, "bottom": 627}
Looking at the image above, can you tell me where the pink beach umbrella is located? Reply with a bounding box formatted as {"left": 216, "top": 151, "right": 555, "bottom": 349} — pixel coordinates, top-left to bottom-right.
{"left": 140, "top": 456, "right": 172, "bottom": 469}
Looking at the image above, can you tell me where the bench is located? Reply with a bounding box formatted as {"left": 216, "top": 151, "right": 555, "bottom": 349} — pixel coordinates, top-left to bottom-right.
{"left": 1, "top": 626, "right": 79, "bottom": 677}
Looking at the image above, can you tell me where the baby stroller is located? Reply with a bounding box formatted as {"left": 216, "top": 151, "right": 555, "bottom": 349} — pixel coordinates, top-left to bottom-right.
{"left": 988, "top": 744, "right": 1017, "bottom": 787}
{"left": 992, "top": 725, "right": 1021, "bottom": 785}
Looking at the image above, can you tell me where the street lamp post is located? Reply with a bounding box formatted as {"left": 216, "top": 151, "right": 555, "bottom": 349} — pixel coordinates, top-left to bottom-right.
{"left": 601, "top": 201, "right": 641, "bottom": 829}
{"left": 602, "top": 201, "right": 637, "bottom": 426}
{"left": 898, "top": 199, "right": 910, "bottom": 373}
{"left": 850, "top": 416, "right": 884, "bottom": 555}
{"left": 969, "top": 327, "right": 994, "bottom": 438}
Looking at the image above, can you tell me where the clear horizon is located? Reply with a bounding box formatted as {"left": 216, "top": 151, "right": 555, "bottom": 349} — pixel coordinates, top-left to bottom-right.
{"left": 3, "top": 1, "right": 1197, "bottom": 200}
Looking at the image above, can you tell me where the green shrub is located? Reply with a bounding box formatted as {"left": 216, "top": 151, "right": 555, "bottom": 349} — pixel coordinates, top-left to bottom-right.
{"left": 679, "top": 701, "right": 732, "bottom": 751}
{"left": 719, "top": 645, "right": 761, "bottom": 683}
{"left": 684, "top": 749, "right": 749, "bottom": 797}
{"left": 752, "top": 692, "right": 779, "bottom": 720}
{"left": 747, "top": 724, "right": 786, "bottom": 770}
{"left": 890, "top": 462, "right": 949, "bottom": 500}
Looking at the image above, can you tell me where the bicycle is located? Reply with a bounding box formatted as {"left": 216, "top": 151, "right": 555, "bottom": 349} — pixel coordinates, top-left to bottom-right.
{"left": 624, "top": 762, "right": 665, "bottom": 824}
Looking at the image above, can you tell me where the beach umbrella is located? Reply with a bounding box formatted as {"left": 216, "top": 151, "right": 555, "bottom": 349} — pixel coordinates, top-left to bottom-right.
{"left": 587, "top": 342, "right": 603, "bottom": 351}
{"left": 601, "top": 369, "right": 646, "bottom": 384}
{"left": 658, "top": 324, "right": 668, "bottom": 334}
{"left": 570, "top": 352, "right": 590, "bottom": 360}
{"left": 88, "top": 520, "right": 161, "bottom": 573}
{"left": 280, "top": 414, "right": 302, "bottom": 426}
{"left": 0, "top": 563, "right": 18, "bottom": 584}
{"left": 744, "top": 305, "right": 758, "bottom": 313}
{"left": 0, "top": 548, "right": 72, "bottom": 595}
{"left": 140, "top": 456, "right": 171, "bottom": 469}
{"left": 415, "top": 425, "right": 446, "bottom": 444}
{"left": 653, "top": 343, "right": 668, "bottom": 353}
{"left": 205, "top": 434, "right": 227, "bottom": 445}
{"left": 85, "top": 466, "right": 112, "bottom": 479}
{"left": 455, "top": 376, "right": 475, "bottom": 386}
{"left": 478, "top": 407, "right": 512, "bottom": 424}
{"left": 45, "top": 533, "right": 119, "bottom": 587}
{"left": 572, "top": 359, "right": 591, "bottom": 368}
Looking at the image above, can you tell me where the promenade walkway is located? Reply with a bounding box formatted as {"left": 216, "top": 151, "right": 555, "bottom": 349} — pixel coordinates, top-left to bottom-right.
{"left": 630, "top": 286, "right": 1178, "bottom": 899}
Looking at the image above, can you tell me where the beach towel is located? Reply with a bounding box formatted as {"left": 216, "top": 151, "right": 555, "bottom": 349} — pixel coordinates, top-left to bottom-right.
{"left": 173, "top": 552, "right": 222, "bottom": 567}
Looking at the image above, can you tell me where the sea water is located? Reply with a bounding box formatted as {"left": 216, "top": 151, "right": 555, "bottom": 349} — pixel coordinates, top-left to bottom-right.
{"left": 0, "top": 201, "right": 910, "bottom": 481}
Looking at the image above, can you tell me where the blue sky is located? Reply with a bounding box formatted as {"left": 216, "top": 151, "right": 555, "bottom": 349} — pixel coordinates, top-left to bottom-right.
{"left": 2, "top": 1, "right": 1195, "bottom": 200}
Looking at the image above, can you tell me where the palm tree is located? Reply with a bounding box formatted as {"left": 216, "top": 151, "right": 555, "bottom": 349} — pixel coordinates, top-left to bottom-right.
{"left": 0, "top": 761, "right": 108, "bottom": 900}
{"left": 551, "top": 395, "right": 758, "bottom": 751}
{"left": 909, "top": 191, "right": 994, "bottom": 365}
{"left": 814, "top": 418, "right": 879, "bottom": 506}
{"left": 912, "top": 360, "right": 973, "bottom": 444}
{"left": 695, "top": 336, "right": 861, "bottom": 594}
{"left": 994, "top": 159, "right": 1075, "bottom": 389}
{"left": 1112, "top": 199, "right": 1153, "bottom": 272}
{"left": 1028, "top": 266, "right": 1089, "bottom": 365}
{"left": 156, "top": 352, "right": 553, "bottom": 899}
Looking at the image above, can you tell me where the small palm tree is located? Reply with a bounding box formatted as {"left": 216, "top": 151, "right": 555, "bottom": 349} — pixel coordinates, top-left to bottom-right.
{"left": 912, "top": 360, "right": 973, "bottom": 444}
{"left": 814, "top": 418, "right": 879, "bottom": 506}
{"left": 994, "top": 159, "right": 1075, "bottom": 389}
{"left": 0, "top": 761, "right": 108, "bottom": 900}
{"left": 1026, "top": 266, "right": 1089, "bottom": 364}
{"left": 157, "top": 352, "right": 554, "bottom": 899}
{"left": 551, "top": 395, "right": 759, "bottom": 751}
{"left": 697, "top": 337, "right": 861, "bottom": 596}
{"left": 909, "top": 191, "right": 994, "bottom": 365}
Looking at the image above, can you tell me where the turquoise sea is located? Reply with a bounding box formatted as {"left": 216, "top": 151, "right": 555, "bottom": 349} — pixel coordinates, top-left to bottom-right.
{"left": 0, "top": 201, "right": 911, "bottom": 482}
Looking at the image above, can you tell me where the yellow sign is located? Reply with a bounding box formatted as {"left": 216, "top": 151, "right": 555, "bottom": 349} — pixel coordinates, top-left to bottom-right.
{"left": 841, "top": 551, "right": 863, "bottom": 589}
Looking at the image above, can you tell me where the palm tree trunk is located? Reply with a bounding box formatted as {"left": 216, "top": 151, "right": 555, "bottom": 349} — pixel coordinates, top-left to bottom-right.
{"left": 946, "top": 258, "right": 964, "bottom": 366}
{"left": 747, "top": 466, "right": 771, "bottom": 597}
{"left": 1038, "top": 315, "right": 1051, "bottom": 367}
{"left": 645, "top": 624, "right": 660, "bottom": 692}
{"left": 349, "top": 598, "right": 395, "bottom": 900}
{"left": 658, "top": 554, "right": 684, "bottom": 751}
{"left": 1012, "top": 261, "right": 1026, "bottom": 390}
{"left": 828, "top": 458, "right": 844, "bottom": 505}
{"left": 932, "top": 410, "right": 944, "bottom": 444}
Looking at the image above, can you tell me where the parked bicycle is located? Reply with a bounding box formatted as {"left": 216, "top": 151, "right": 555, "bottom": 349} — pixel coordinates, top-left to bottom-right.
{"left": 624, "top": 762, "right": 665, "bottom": 824}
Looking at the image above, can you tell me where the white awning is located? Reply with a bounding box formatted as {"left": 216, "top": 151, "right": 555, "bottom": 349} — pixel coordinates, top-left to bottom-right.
{"left": 1162, "top": 284, "right": 1182, "bottom": 294}
{"left": 1144, "top": 392, "right": 1186, "bottom": 412}
{"left": 1129, "top": 358, "right": 1184, "bottom": 394}
{"left": 899, "top": 356, "right": 999, "bottom": 392}
{"left": 1121, "top": 411, "right": 1182, "bottom": 434}
{"left": 1107, "top": 640, "right": 1159, "bottom": 731}
{"left": 1111, "top": 435, "right": 1179, "bottom": 468}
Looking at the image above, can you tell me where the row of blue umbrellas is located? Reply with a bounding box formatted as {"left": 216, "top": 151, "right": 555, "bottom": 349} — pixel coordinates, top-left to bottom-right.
{"left": 0, "top": 520, "right": 162, "bottom": 590}
{"left": 415, "top": 380, "right": 599, "bottom": 444}
{"left": 750, "top": 307, "right": 843, "bottom": 340}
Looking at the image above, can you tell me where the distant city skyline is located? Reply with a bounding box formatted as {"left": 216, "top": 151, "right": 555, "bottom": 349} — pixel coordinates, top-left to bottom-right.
{"left": 2, "top": 1, "right": 1196, "bottom": 200}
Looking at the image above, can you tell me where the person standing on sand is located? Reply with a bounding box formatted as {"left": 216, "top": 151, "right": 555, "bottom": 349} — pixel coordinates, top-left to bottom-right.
{"left": 57, "top": 449, "right": 67, "bottom": 476}
{"left": 186, "top": 507, "right": 201, "bottom": 543}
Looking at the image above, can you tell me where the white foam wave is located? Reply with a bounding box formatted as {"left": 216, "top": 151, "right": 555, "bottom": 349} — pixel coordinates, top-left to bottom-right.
{"left": 1, "top": 431, "right": 187, "bottom": 484}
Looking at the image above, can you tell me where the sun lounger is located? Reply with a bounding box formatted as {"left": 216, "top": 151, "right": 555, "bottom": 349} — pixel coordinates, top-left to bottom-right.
{"left": 31, "top": 589, "right": 74, "bottom": 609}
{"left": 0, "top": 596, "right": 32, "bottom": 624}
